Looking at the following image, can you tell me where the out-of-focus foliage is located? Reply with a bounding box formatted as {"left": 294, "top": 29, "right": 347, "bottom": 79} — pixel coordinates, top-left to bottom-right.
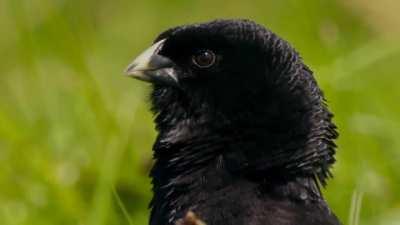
{"left": 0, "top": 0, "right": 399, "bottom": 225}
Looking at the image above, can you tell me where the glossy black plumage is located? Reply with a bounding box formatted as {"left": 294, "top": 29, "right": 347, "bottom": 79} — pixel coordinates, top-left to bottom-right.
{"left": 128, "top": 19, "right": 340, "bottom": 225}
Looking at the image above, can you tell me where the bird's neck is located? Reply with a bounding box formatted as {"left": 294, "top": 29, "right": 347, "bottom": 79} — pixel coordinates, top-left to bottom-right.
{"left": 149, "top": 141, "right": 323, "bottom": 225}
{"left": 149, "top": 119, "right": 323, "bottom": 225}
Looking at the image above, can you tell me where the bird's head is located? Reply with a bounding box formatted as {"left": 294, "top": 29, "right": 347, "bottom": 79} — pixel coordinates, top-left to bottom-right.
{"left": 126, "top": 19, "right": 338, "bottom": 183}
{"left": 126, "top": 19, "right": 304, "bottom": 122}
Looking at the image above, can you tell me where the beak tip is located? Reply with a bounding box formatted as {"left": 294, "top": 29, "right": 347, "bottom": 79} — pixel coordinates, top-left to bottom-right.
{"left": 124, "top": 63, "right": 137, "bottom": 76}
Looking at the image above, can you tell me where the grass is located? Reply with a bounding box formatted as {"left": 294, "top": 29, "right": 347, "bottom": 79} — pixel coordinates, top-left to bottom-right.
{"left": 349, "top": 191, "right": 363, "bottom": 225}
{"left": 113, "top": 187, "right": 134, "bottom": 225}
{"left": 1, "top": 0, "right": 399, "bottom": 225}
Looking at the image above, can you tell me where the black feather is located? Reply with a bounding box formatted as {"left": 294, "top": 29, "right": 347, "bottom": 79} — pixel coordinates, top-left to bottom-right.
{"left": 139, "top": 19, "right": 340, "bottom": 225}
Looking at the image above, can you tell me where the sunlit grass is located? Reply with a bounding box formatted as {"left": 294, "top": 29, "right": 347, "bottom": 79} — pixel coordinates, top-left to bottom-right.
{"left": 349, "top": 191, "right": 363, "bottom": 225}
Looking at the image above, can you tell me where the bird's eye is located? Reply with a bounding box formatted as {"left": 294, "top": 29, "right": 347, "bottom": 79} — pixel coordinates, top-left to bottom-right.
{"left": 192, "top": 50, "right": 216, "bottom": 68}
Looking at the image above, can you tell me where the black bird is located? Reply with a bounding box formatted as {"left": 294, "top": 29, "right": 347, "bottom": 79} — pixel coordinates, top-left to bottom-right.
{"left": 125, "top": 19, "right": 340, "bottom": 225}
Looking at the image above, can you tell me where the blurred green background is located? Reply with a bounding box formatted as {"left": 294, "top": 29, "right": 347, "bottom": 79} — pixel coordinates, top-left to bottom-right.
{"left": 1, "top": 0, "right": 399, "bottom": 225}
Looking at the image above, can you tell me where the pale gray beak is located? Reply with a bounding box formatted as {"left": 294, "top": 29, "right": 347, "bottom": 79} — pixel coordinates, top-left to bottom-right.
{"left": 125, "top": 39, "right": 179, "bottom": 86}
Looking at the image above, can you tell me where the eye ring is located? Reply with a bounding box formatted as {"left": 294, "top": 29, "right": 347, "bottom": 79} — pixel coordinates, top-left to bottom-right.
{"left": 192, "top": 50, "right": 216, "bottom": 68}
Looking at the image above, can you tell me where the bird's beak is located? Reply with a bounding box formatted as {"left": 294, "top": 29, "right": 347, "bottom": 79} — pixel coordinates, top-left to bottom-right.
{"left": 124, "top": 39, "right": 179, "bottom": 86}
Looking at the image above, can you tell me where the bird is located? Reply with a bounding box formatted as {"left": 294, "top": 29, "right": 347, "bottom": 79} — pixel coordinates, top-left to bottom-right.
{"left": 125, "top": 19, "right": 340, "bottom": 225}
